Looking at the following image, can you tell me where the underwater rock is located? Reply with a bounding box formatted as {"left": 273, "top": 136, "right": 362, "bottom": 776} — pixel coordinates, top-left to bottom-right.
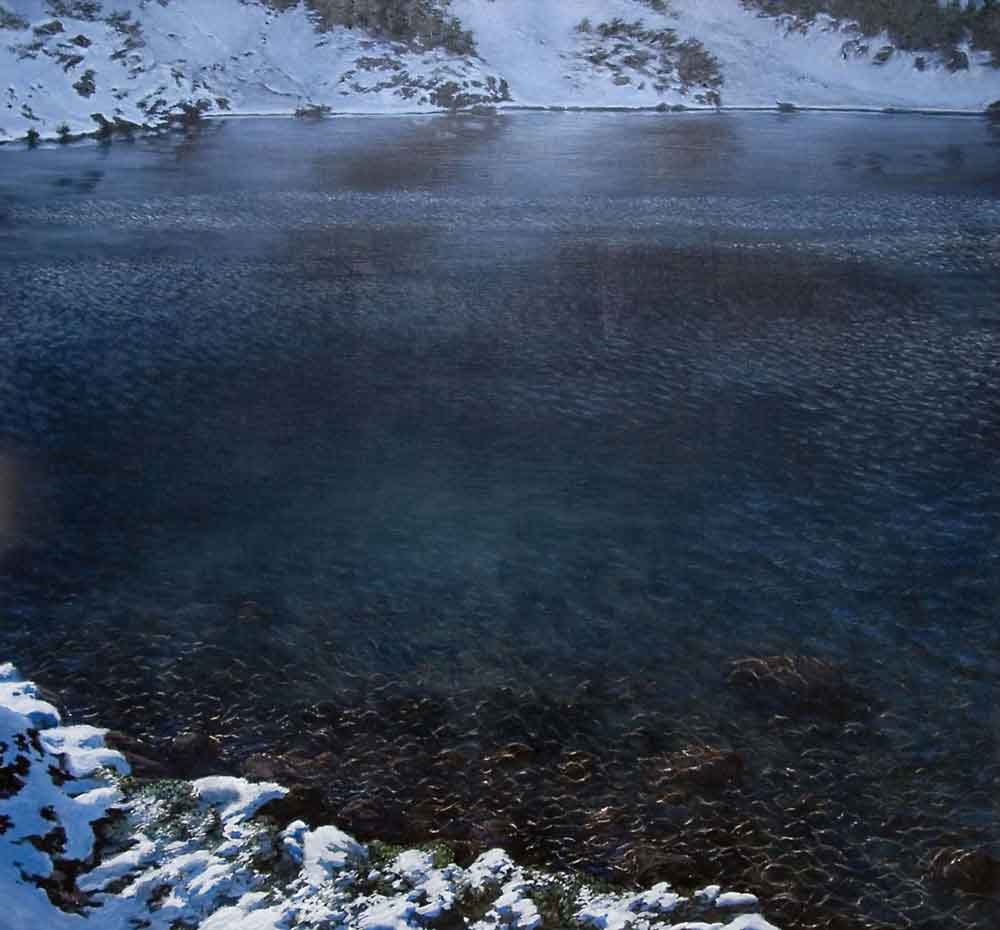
{"left": 338, "top": 796, "right": 405, "bottom": 838}
{"left": 662, "top": 746, "right": 744, "bottom": 791}
{"left": 726, "top": 655, "right": 863, "bottom": 719}
{"left": 255, "top": 784, "right": 330, "bottom": 827}
{"left": 168, "top": 730, "right": 220, "bottom": 775}
{"left": 926, "top": 847, "right": 1000, "bottom": 894}
{"left": 103, "top": 731, "right": 166, "bottom": 778}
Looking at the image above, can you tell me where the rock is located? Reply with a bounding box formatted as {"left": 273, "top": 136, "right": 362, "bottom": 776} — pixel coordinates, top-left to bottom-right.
{"left": 33, "top": 20, "right": 64, "bottom": 36}
{"left": 234, "top": 600, "right": 271, "bottom": 626}
{"left": 840, "top": 39, "right": 869, "bottom": 61}
{"left": 255, "top": 785, "right": 330, "bottom": 827}
{"left": 661, "top": 745, "right": 744, "bottom": 790}
{"left": 986, "top": 99, "right": 1000, "bottom": 119}
{"left": 926, "top": 847, "right": 1000, "bottom": 894}
{"left": 338, "top": 797, "right": 405, "bottom": 838}
{"left": 727, "top": 654, "right": 864, "bottom": 719}
{"left": 103, "top": 731, "right": 167, "bottom": 778}
{"left": 946, "top": 48, "right": 970, "bottom": 73}
{"left": 469, "top": 818, "right": 517, "bottom": 848}
{"left": 294, "top": 103, "right": 331, "bottom": 119}
{"left": 168, "top": 730, "right": 220, "bottom": 774}
{"left": 240, "top": 752, "right": 283, "bottom": 782}
{"left": 873, "top": 46, "right": 894, "bottom": 66}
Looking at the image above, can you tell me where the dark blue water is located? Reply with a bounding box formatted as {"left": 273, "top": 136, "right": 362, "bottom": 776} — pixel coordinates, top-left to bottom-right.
{"left": 1, "top": 112, "right": 998, "bottom": 927}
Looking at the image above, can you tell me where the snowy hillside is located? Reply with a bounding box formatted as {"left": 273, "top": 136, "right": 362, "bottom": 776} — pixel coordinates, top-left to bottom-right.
{"left": 2, "top": 0, "right": 1000, "bottom": 142}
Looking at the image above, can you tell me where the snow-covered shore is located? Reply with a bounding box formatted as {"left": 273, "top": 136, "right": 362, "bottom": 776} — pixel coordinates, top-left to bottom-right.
{"left": 1, "top": 662, "right": 782, "bottom": 930}
{"left": 1, "top": 0, "right": 999, "bottom": 144}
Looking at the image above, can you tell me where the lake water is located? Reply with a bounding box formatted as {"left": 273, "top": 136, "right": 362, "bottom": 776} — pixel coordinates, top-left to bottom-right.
{"left": 1, "top": 112, "right": 998, "bottom": 929}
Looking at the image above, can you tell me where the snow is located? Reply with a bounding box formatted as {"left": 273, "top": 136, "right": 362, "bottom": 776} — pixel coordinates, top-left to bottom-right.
{"left": 577, "top": 881, "right": 686, "bottom": 930}
{"left": 716, "top": 892, "right": 760, "bottom": 909}
{"left": 452, "top": 0, "right": 685, "bottom": 108}
{"left": 454, "top": 0, "right": 1000, "bottom": 111}
{"left": 192, "top": 775, "right": 286, "bottom": 823}
{"left": 1, "top": 661, "right": 788, "bottom": 929}
{"left": 301, "top": 823, "right": 367, "bottom": 882}
{"left": 0, "top": 667, "right": 128, "bottom": 930}
{"left": 667, "top": 2, "right": 1000, "bottom": 110}
{"left": 1, "top": 0, "right": 998, "bottom": 143}
{"left": 0, "top": 662, "right": 60, "bottom": 727}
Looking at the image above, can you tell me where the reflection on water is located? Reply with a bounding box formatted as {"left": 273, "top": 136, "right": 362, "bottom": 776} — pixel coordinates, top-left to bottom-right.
{"left": 0, "top": 112, "right": 998, "bottom": 929}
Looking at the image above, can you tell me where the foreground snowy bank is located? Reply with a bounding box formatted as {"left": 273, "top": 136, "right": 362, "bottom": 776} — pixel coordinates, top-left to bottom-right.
{"left": 1, "top": 662, "right": 781, "bottom": 930}
{"left": 1, "top": 0, "right": 999, "bottom": 143}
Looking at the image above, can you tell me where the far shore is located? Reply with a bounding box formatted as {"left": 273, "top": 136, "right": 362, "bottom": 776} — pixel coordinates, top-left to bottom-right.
{"left": 1, "top": 100, "right": 996, "bottom": 150}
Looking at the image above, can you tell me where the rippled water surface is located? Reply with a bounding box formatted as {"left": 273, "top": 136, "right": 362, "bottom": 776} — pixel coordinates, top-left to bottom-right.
{"left": 1, "top": 112, "right": 998, "bottom": 928}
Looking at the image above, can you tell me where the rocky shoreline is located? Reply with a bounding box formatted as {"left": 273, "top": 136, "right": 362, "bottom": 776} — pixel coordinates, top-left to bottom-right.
{"left": 4, "top": 619, "right": 998, "bottom": 930}
{"left": 2, "top": 661, "right": 788, "bottom": 929}
{"left": 1, "top": 102, "right": 999, "bottom": 149}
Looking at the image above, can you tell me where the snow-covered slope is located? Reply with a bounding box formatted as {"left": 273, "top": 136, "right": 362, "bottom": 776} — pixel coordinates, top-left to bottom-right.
{"left": 1, "top": 0, "right": 999, "bottom": 141}
{"left": 454, "top": 0, "right": 1000, "bottom": 110}
{"left": 1, "top": 662, "right": 783, "bottom": 929}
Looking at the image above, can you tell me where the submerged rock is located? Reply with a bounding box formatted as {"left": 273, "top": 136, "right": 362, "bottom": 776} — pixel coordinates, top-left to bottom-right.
{"left": 255, "top": 784, "right": 330, "bottom": 828}
{"left": 926, "top": 847, "right": 1000, "bottom": 895}
{"left": 103, "top": 731, "right": 166, "bottom": 779}
{"left": 661, "top": 745, "right": 744, "bottom": 790}
{"left": 726, "top": 655, "right": 865, "bottom": 719}
{"left": 167, "top": 730, "right": 220, "bottom": 775}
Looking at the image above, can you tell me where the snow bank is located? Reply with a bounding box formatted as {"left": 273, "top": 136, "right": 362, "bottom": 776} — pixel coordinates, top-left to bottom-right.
{"left": 450, "top": 0, "right": 1000, "bottom": 111}
{"left": 0, "top": 662, "right": 786, "bottom": 929}
{"left": 0, "top": 0, "right": 509, "bottom": 141}
{"left": 0, "top": 666, "right": 127, "bottom": 930}
{"left": 2, "top": 0, "right": 998, "bottom": 143}
{"left": 667, "top": 1, "right": 1000, "bottom": 110}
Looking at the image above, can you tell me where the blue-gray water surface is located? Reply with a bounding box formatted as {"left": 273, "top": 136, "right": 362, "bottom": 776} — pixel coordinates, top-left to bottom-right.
{"left": 1, "top": 112, "right": 998, "bottom": 928}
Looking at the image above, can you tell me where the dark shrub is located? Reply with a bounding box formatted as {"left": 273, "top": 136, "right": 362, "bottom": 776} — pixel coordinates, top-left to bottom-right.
{"left": 742, "top": 0, "right": 1000, "bottom": 62}
{"left": 264, "top": 0, "right": 476, "bottom": 55}
{"left": 0, "top": 5, "right": 29, "bottom": 29}
{"left": 73, "top": 69, "right": 96, "bottom": 97}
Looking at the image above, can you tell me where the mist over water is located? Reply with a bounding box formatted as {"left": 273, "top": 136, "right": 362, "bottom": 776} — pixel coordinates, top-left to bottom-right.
{"left": 1, "top": 112, "right": 998, "bottom": 928}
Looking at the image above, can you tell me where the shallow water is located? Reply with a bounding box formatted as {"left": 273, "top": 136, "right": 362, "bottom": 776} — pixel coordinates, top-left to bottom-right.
{"left": 1, "top": 112, "right": 998, "bottom": 928}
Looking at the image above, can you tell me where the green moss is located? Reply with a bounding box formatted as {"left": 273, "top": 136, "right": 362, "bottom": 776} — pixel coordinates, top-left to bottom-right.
{"left": 367, "top": 838, "right": 456, "bottom": 870}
